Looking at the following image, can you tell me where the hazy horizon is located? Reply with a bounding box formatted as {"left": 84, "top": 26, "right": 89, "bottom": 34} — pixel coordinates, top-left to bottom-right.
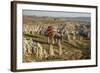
{"left": 23, "top": 10, "right": 91, "bottom": 18}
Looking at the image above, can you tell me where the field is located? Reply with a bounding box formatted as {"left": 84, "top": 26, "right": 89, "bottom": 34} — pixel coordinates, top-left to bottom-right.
{"left": 23, "top": 15, "right": 91, "bottom": 62}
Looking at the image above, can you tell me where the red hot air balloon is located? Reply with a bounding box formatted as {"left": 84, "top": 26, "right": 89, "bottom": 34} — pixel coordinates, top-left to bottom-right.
{"left": 47, "top": 26, "right": 57, "bottom": 38}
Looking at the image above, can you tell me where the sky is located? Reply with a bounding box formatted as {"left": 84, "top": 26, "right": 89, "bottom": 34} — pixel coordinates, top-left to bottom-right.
{"left": 23, "top": 10, "right": 91, "bottom": 18}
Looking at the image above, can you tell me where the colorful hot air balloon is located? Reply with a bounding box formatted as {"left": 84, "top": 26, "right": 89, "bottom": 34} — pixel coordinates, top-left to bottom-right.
{"left": 47, "top": 26, "right": 57, "bottom": 38}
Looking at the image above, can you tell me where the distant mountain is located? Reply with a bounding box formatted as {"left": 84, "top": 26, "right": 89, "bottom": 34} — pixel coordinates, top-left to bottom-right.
{"left": 54, "top": 17, "right": 90, "bottom": 22}
{"left": 23, "top": 15, "right": 90, "bottom": 25}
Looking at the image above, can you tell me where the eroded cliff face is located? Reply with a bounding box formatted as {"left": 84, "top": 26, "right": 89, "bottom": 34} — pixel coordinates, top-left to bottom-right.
{"left": 23, "top": 16, "right": 91, "bottom": 62}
